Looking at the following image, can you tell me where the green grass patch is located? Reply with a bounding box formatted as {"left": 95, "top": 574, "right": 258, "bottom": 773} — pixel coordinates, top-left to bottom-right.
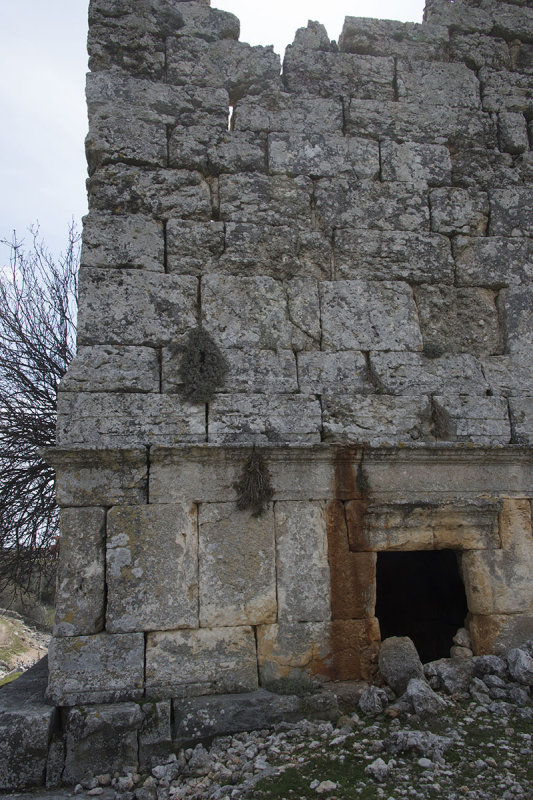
{"left": 0, "top": 670, "right": 23, "bottom": 687}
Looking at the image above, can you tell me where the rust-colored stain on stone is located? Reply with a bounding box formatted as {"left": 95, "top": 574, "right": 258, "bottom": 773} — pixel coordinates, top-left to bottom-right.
{"left": 325, "top": 447, "right": 379, "bottom": 681}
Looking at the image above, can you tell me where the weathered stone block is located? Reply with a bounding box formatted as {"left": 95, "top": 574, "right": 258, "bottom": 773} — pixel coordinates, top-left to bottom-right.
{"left": 106, "top": 504, "right": 198, "bottom": 632}
{"left": 449, "top": 32, "right": 511, "bottom": 71}
{"left": 234, "top": 93, "right": 343, "bottom": 135}
{"left": 433, "top": 395, "right": 510, "bottom": 444}
{"left": 81, "top": 212, "right": 164, "bottom": 271}
{"left": 510, "top": 397, "right": 533, "bottom": 445}
{"left": 454, "top": 236, "right": 530, "bottom": 287}
{"left": 208, "top": 394, "right": 322, "bottom": 444}
{"left": 60, "top": 345, "right": 160, "bottom": 393}
{"left": 320, "top": 280, "right": 422, "bottom": 352}
{"left": 345, "top": 100, "right": 496, "bottom": 147}
{"left": 269, "top": 132, "right": 379, "bottom": 179}
{"left": 47, "top": 632, "right": 145, "bottom": 705}
{"left": 397, "top": 60, "right": 480, "bottom": 108}
{"left": 166, "top": 219, "right": 225, "bottom": 275}
{"left": 219, "top": 223, "right": 331, "bottom": 280}
{"left": 480, "top": 67, "right": 533, "bottom": 115}
{"left": 414, "top": 285, "right": 502, "bottom": 356}
{"left": 198, "top": 503, "right": 276, "bottom": 626}
{"left": 347, "top": 501, "right": 501, "bottom": 552}
{"left": 470, "top": 614, "right": 533, "bottom": 656}
{"left": 370, "top": 352, "right": 488, "bottom": 396}
{"left": 166, "top": 37, "right": 281, "bottom": 99}
{"left": 56, "top": 392, "right": 205, "bottom": 447}
{"left": 169, "top": 126, "right": 265, "bottom": 173}
{"left": 145, "top": 627, "right": 258, "bottom": 698}
{"left": 257, "top": 619, "right": 380, "bottom": 683}
{"left": 54, "top": 508, "right": 106, "bottom": 637}
{"left": 322, "top": 395, "right": 429, "bottom": 445}
{"left": 462, "top": 499, "right": 533, "bottom": 615}
{"left": 430, "top": 188, "right": 489, "bottom": 235}
{"left": 334, "top": 229, "right": 454, "bottom": 284}
{"left": 63, "top": 703, "right": 142, "bottom": 785}
{"left": 316, "top": 179, "right": 429, "bottom": 234}
{"left": 298, "top": 351, "right": 368, "bottom": 395}
{"left": 274, "top": 501, "right": 330, "bottom": 623}
{"left": 164, "top": 347, "right": 298, "bottom": 394}
{"left": 77, "top": 268, "right": 197, "bottom": 347}
{"left": 139, "top": 701, "right": 172, "bottom": 770}
{"left": 499, "top": 112, "right": 529, "bottom": 155}
{"left": 49, "top": 448, "right": 147, "bottom": 507}
{"left": 381, "top": 141, "right": 451, "bottom": 186}
{"left": 283, "top": 48, "right": 395, "bottom": 100}
{"left": 500, "top": 285, "right": 533, "bottom": 355}
{"left": 202, "top": 274, "right": 319, "bottom": 351}
{"left": 219, "top": 173, "right": 313, "bottom": 228}
{"left": 88, "top": 166, "right": 212, "bottom": 221}
{"left": 339, "top": 17, "right": 448, "bottom": 61}
{"left": 450, "top": 146, "right": 519, "bottom": 190}
{"left": 490, "top": 187, "right": 533, "bottom": 237}
{"left": 86, "top": 113, "right": 168, "bottom": 173}
{"left": 482, "top": 354, "right": 533, "bottom": 397}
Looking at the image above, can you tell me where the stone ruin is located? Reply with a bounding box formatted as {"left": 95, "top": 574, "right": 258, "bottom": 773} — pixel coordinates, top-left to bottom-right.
{"left": 1, "top": 0, "right": 533, "bottom": 790}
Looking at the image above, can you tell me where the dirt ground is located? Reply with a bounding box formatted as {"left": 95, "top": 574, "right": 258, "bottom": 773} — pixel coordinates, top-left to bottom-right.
{"left": 0, "top": 611, "right": 50, "bottom": 684}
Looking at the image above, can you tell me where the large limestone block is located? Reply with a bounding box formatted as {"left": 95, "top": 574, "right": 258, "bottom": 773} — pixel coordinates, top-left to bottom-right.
{"left": 164, "top": 347, "right": 298, "bottom": 394}
{"left": 500, "top": 285, "right": 533, "bottom": 355}
{"left": 347, "top": 501, "right": 501, "bottom": 552}
{"left": 370, "top": 352, "right": 488, "bottom": 396}
{"left": 381, "top": 141, "right": 451, "bottom": 186}
{"left": 202, "top": 274, "right": 319, "bottom": 351}
{"left": 298, "top": 352, "right": 368, "bottom": 394}
{"left": 480, "top": 67, "right": 533, "bottom": 115}
{"left": 433, "top": 395, "right": 510, "bottom": 444}
{"left": 334, "top": 229, "right": 453, "bottom": 284}
{"left": 77, "top": 268, "right": 198, "bottom": 347}
{"left": 50, "top": 448, "right": 147, "bottom": 508}
{"left": 320, "top": 280, "right": 422, "bottom": 352}
{"left": 462, "top": 499, "right": 533, "bottom": 615}
{"left": 378, "top": 637, "right": 425, "bottom": 695}
{"left": 87, "top": 166, "right": 212, "bottom": 221}
{"left": 268, "top": 132, "right": 379, "bottom": 179}
{"left": 454, "top": 236, "right": 530, "bottom": 287}
{"left": 315, "top": 178, "right": 429, "bottom": 234}
{"left": 430, "top": 188, "right": 489, "bottom": 235}
{"left": 166, "top": 219, "right": 225, "bottom": 275}
{"left": 510, "top": 397, "right": 533, "bottom": 445}
{"left": 322, "top": 395, "right": 429, "bottom": 445}
{"left": 257, "top": 619, "right": 380, "bottom": 683}
{"left": 283, "top": 48, "right": 395, "bottom": 100}
{"left": 81, "top": 212, "right": 164, "bottom": 271}
{"left": 106, "top": 504, "right": 198, "bottom": 632}
{"left": 490, "top": 187, "right": 533, "bottom": 237}
{"left": 199, "top": 503, "right": 276, "bottom": 626}
{"left": 423, "top": 1, "right": 492, "bottom": 34}
{"left": 499, "top": 111, "right": 529, "bottom": 155}
{"left": 47, "top": 632, "right": 145, "bottom": 705}
{"left": 63, "top": 703, "right": 142, "bottom": 785}
{"left": 219, "top": 173, "right": 313, "bottom": 228}
{"left": 339, "top": 17, "right": 448, "bottom": 60}
{"left": 449, "top": 32, "right": 511, "bottom": 71}
{"left": 234, "top": 94, "right": 343, "bottom": 135}
{"left": 218, "top": 223, "right": 331, "bottom": 280}
{"left": 86, "top": 113, "right": 167, "bottom": 173}
{"left": 274, "top": 501, "right": 330, "bottom": 623}
{"left": 449, "top": 145, "right": 520, "bottom": 191}
{"left": 61, "top": 345, "right": 160, "bottom": 393}
{"left": 54, "top": 508, "right": 106, "bottom": 637}
{"left": 414, "top": 285, "right": 502, "bottom": 356}
{"left": 396, "top": 60, "right": 481, "bottom": 108}
{"left": 166, "top": 37, "right": 281, "bottom": 99}
{"left": 208, "top": 394, "right": 322, "bottom": 444}
{"left": 345, "top": 100, "right": 496, "bottom": 147}
{"left": 469, "top": 613, "right": 533, "bottom": 656}
{"left": 56, "top": 392, "right": 205, "bottom": 447}
{"left": 326, "top": 500, "right": 376, "bottom": 621}
{"left": 145, "top": 627, "right": 258, "bottom": 698}
{"left": 482, "top": 354, "right": 533, "bottom": 397}
{"left": 169, "top": 126, "right": 266, "bottom": 173}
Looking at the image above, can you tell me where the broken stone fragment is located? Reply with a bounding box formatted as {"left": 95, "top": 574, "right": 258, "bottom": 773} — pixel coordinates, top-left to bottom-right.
{"left": 378, "top": 637, "right": 425, "bottom": 696}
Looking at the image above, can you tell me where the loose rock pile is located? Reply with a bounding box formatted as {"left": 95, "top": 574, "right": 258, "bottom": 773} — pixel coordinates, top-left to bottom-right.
{"left": 57, "top": 639, "right": 532, "bottom": 800}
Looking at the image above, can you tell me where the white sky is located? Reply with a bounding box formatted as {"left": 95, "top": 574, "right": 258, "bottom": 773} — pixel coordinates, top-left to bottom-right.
{"left": 0, "top": 0, "right": 425, "bottom": 258}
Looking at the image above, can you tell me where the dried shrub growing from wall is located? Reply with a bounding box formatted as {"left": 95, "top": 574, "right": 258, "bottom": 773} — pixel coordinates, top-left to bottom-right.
{"left": 234, "top": 449, "right": 274, "bottom": 516}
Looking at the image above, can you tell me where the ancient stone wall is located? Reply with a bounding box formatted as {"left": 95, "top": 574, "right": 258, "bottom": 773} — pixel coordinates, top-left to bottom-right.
{"left": 47, "top": 0, "right": 533, "bottom": 711}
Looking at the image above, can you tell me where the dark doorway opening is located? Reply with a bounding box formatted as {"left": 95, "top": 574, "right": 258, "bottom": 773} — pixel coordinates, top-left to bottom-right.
{"left": 375, "top": 549, "right": 468, "bottom": 663}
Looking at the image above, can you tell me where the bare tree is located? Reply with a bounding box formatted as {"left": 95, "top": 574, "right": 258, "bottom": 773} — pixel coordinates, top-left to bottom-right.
{"left": 0, "top": 224, "right": 79, "bottom": 597}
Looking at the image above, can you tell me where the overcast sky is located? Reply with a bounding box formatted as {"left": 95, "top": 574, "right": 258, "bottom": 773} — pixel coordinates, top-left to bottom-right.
{"left": 0, "top": 0, "right": 425, "bottom": 258}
